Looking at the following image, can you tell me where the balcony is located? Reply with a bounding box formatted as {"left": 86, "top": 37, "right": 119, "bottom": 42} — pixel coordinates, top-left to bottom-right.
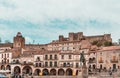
{"left": 34, "top": 65, "right": 44, "bottom": 67}
{"left": 21, "top": 62, "right": 33, "bottom": 65}
{"left": 11, "top": 62, "right": 20, "bottom": 64}
{"left": 44, "top": 58, "right": 58, "bottom": 60}
{"left": 60, "top": 64, "right": 73, "bottom": 68}
{"left": 111, "top": 59, "right": 118, "bottom": 63}
{"left": 0, "top": 62, "right": 9, "bottom": 64}
{"left": 89, "top": 60, "right": 96, "bottom": 63}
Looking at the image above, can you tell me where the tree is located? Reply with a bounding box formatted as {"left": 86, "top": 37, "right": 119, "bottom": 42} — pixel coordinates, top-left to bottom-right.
{"left": 104, "top": 41, "right": 112, "bottom": 46}
{"left": 92, "top": 40, "right": 98, "bottom": 45}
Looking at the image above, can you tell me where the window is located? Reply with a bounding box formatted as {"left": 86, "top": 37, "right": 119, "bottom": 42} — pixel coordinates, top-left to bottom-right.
{"left": 36, "top": 57, "right": 40, "bottom": 61}
{"left": 5, "top": 54, "right": 6, "bottom": 58}
{"left": 45, "top": 55, "right": 48, "bottom": 60}
{"left": 50, "top": 61, "right": 52, "bottom": 67}
{"left": 69, "top": 55, "right": 72, "bottom": 59}
{"left": 54, "top": 55, "right": 57, "bottom": 59}
{"left": 2, "top": 60, "right": 3, "bottom": 63}
{"left": 76, "top": 63, "right": 79, "bottom": 68}
{"left": 7, "top": 54, "right": 9, "bottom": 58}
{"left": 50, "top": 55, "right": 52, "bottom": 60}
{"left": 39, "top": 63, "right": 41, "bottom": 67}
{"left": 62, "top": 47, "right": 64, "bottom": 50}
{"left": 16, "top": 60, "right": 19, "bottom": 63}
{"left": 24, "top": 61, "right": 26, "bottom": 64}
{"left": 45, "top": 62, "right": 48, "bottom": 67}
{"left": 63, "top": 63, "right": 66, "bottom": 67}
{"left": 36, "top": 63, "right": 38, "bottom": 67}
{"left": 67, "top": 62, "right": 70, "bottom": 67}
{"left": 61, "top": 55, "right": 64, "bottom": 59}
{"left": 113, "top": 56, "right": 116, "bottom": 61}
{"left": 54, "top": 61, "right": 57, "bottom": 67}
{"left": 2, "top": 54, "right": 3, "bottom": 58}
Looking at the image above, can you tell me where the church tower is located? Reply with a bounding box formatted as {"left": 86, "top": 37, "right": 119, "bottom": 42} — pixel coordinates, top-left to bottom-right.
{"left": 13, "top": 32, "right": 25, "bottom": 48}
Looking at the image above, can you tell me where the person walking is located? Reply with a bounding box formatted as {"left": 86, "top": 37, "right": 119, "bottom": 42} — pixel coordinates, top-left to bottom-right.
{"left": 109, "top": 67, "right": 112, "bottom": 76}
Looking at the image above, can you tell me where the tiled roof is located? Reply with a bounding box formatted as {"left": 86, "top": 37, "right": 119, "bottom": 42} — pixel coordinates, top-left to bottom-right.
{"left": 99, "top": 46, "right": 120, "bottom": 51}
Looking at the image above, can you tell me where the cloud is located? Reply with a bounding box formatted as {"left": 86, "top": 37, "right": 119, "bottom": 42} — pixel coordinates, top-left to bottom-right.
{"left": 0, "top": 0, "right": 120, "bottom": 43}
{"left": 25, "top": 37, "right": 33, "bottom": 44}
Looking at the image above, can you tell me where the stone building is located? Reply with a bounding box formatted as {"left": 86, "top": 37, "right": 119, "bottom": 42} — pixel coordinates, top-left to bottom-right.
{"left": 0, "top": 32, "right": 117, "bottom": 76}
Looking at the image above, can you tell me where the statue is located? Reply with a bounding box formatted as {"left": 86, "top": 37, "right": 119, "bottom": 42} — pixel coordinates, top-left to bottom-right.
{"left": 79, "top": 51, "right": 88, "bottom": 78}
{"left": 80, "top": 51, "right": 86, "bottom": 66}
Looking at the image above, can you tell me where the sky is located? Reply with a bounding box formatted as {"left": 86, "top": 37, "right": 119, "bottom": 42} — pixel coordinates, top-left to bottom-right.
{"left": 0, "top": 0, "right": 120, "bottom": 44}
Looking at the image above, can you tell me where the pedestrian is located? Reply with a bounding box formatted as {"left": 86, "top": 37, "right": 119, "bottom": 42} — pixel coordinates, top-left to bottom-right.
{"left": 109, "top": 67, "right": 112, "bottom": 76}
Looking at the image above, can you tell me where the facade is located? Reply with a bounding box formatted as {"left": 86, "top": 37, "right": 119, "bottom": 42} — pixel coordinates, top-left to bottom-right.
{"left": 96, "top": 46, "right": 120, "bottom": 71}
{"left": 0, "top": 32, "right": 119, "bottom": 76}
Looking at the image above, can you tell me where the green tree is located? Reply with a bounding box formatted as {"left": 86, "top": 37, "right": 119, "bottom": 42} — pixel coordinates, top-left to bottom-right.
{"left": 104, "top": 41, "right": 112, "bottom": 46}
{"left": 92, "top": 40, "right": 98, "bottom": 45}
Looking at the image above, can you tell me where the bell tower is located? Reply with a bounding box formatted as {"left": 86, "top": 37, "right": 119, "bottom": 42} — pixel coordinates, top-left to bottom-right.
{"left": 13, "top": 32, "right": 25, "bottom": 48}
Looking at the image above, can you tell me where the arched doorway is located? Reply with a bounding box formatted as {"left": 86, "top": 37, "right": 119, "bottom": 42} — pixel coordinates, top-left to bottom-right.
{"left": 22, "top": 66, "right": 32, "bottom": 75}
{"left": 34, "top": 69, "right": 41, "bottom": 76}
{"left": 50, "top": 69, "right": 56, "bottom": 75}
{"left": 6, "top": 65, "right": 11, "bottom": 70}
{"left": 42, "top": 69, "right": 49, "bottom": 76}
{"left": 1, "top": 65, "right": 5, "bottom": 70}
{"left": 76, "top": 70, "right": 78, "bottom": 75}
{"left": 66, "top": 68, "right": 73, "bottom": 75}
{"left": 14, "top": 66, "right": 21, "bottom": 74}
{"left": 58, "top": 69, "right": 65, "bottom": 75}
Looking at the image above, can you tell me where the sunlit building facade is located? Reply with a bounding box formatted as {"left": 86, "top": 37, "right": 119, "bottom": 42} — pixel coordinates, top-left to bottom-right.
{"left": 0, "top": 32, "right": 119, "bottom": 76}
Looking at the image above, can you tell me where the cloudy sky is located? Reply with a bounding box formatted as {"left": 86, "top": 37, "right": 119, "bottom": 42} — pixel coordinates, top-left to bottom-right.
{"left": 0, "top": 0, "right": 120, "bottom": 44}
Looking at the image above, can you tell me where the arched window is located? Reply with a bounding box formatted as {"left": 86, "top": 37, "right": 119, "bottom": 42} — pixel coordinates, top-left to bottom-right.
{"left": 2, "top": 54, "right": 3, "bottom": 58}
{"left": 45, "top": 62, "right": 48, "bottom": 67}
{"left": 39, "top": 63, "right": 41, "bottom": 67}
{"left": 45, "top": 55, "right": 48, "bottom": 60}
{"left": 54, "top": 55, "right": 57, "bottom": 59}
{"left": 36, "top": 63, "right": 38, "bottom": 67}
{"left": 113, "top": 56, "right": 116, "bottom": 61}
{"left": 5, "top": 54, "right": 6, "bottom": 58}
{"left": 50, "top": 55, "right": 52, "bottom": 60}
{"left": 7, "top": 59, "right": 9, "bottom": 63}
{"left": 36, "top": 57, "right": 40, "bottom": 61}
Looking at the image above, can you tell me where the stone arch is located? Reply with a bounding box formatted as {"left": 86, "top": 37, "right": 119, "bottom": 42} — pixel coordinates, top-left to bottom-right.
{"left": 22, "top": 66, "right": 32, "bottom": 75}
{"left": 34, "top": 69, "right": 41, "bottom": 76}
{"left": 42, "top": 69, "right": 49, "bottom": 76}
{"left": 50, "top": 69, "right": 56, "bottom": 75}
{"left": 58, "top": 68, "right": 65, "bottom": 75}
{"left": 14, "top": 66, "right": 21, "bottom": 74}
{"left": 6, "top": 65, "right": 11, "bottom": 70}
{"left": 66, "top": 68, "right": 73, "bottom": 76}
{"left": 1, "top": 65, "right": 5, "bottom": 70}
